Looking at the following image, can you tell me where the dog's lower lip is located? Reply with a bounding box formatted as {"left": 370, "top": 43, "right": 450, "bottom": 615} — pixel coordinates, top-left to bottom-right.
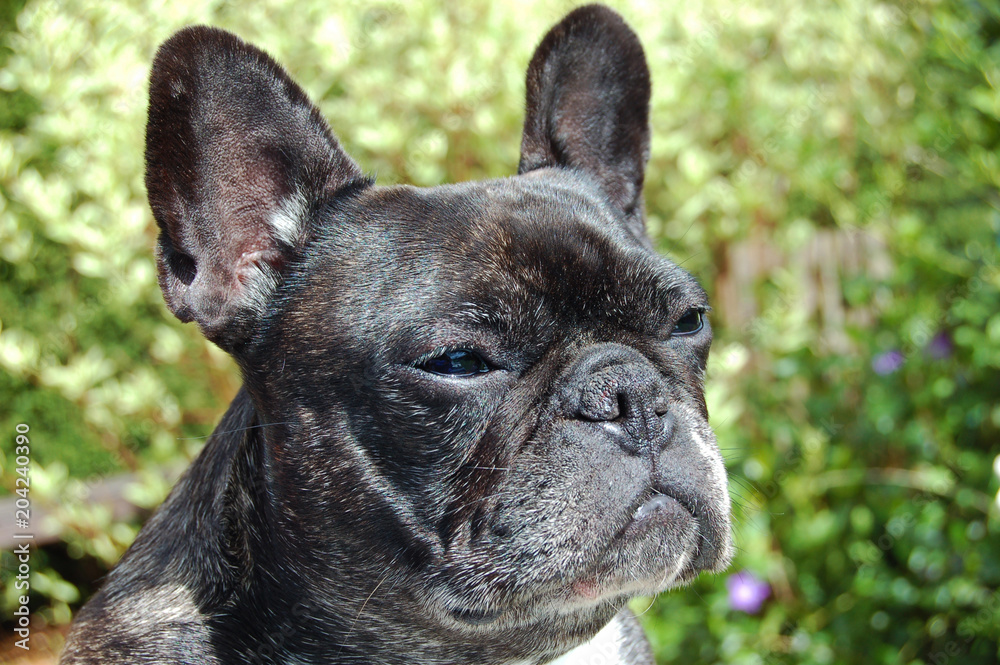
{"left": 631, "top": 491, "right": 692, "bottom": 523}
{"left": 632, "top": 493, "right": 679, "bottom": 521}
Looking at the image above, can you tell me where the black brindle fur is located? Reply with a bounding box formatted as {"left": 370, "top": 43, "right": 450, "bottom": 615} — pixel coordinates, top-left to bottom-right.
{"left": 61, "top": 6, "right": 732, "bottom": 664}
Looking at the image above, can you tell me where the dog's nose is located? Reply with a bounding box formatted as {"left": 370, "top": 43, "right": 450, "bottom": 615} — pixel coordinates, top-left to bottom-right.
{"left": 565, "top": 344, "right": 672, "bottom": 456}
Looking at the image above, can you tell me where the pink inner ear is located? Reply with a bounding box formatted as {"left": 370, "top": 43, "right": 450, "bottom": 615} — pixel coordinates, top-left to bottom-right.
{"left": 206, "top": 143, "right": 300, "bottom": 289}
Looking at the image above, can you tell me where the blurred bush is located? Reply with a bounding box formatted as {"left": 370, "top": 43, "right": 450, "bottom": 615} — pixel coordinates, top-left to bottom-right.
{"left": 0, "top": 0, "right": 997, "bottom": 663}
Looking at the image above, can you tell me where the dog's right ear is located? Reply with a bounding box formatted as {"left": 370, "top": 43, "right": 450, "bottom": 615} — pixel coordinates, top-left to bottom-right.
{"left": 145, "top": 26, "right": 368, "bottom": 352}
{"left": 519, "top": 5, "right": 651, "bottom": 244}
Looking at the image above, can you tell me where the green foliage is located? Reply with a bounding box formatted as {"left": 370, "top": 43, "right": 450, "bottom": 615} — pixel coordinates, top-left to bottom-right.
{"left": 0, "top": 0, "right": 998, "bottom": 662}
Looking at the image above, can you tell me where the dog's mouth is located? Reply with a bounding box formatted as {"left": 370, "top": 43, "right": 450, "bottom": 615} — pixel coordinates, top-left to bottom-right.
{"left": 616, "top": 487, "right": 696, "bottom": 541}
{"left": 567, "top": 486, "right": 702, "bottom": 597}
{"left": 442, "top": 487, "right": 706, "bottom": 628}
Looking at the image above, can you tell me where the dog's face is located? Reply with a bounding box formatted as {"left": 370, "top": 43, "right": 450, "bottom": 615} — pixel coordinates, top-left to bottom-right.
{"left": 145, "top": 5, "right": 730, "bottom": 661}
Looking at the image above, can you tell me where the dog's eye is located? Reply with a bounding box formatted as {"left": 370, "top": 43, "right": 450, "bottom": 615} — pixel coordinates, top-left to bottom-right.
{"left": 418, "top": 350, "right": 491, "bottom": 377}
{"left": 672, "top": 309, "right": 704, "bottom": 336}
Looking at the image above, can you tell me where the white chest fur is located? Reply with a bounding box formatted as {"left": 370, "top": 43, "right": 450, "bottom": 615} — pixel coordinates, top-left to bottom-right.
{"left": 544, "top": 616, "right": 627, "bottom": 665}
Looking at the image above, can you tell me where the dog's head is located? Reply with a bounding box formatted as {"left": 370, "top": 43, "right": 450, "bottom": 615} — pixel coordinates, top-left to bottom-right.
{"left": 146, "top": 4, "right": 731, "bottom": 661}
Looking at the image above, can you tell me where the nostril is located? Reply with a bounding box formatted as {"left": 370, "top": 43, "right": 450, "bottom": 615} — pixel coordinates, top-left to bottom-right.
{"left": 616, "top": 391, "right": 629, "bottom": 422}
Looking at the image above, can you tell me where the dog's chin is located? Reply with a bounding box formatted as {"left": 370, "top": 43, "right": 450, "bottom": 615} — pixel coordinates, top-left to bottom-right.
{"left": 434, "top": 500, "right": 706, "bottom": 632}
{"left": 552, "top": 493, "right": 705, "bottom": 610}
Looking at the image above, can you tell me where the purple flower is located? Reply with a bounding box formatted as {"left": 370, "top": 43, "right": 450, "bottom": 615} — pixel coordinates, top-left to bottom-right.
{"left": 727, "top": 570, "right": 770, "bottom": 613}
{"left": 872, "top": 350, "right": 904, "bottom": 375}
{"left": 926, "top": 332, "right": 953, "bottom": 360}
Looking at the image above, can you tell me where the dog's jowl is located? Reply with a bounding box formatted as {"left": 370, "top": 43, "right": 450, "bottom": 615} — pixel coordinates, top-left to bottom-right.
{"left": 61, "top": 5, "right": 732, "bottom": 664}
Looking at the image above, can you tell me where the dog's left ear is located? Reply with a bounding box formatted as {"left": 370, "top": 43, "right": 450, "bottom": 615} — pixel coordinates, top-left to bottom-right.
{"left": 519, "top": 5, "right": 651, "bottom": 242}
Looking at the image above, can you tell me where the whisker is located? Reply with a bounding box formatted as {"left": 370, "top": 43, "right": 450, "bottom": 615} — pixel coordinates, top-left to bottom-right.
{"left": 340, "top": 562, "right": 397, "bottom": 653}
{"left": 176, "top": 421, "right": 295, "bottom": 441}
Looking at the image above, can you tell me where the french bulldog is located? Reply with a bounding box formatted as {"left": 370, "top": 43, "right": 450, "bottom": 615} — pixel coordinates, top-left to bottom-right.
{"left": 60, "top": 5, "right": 732, "bottom": 664}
